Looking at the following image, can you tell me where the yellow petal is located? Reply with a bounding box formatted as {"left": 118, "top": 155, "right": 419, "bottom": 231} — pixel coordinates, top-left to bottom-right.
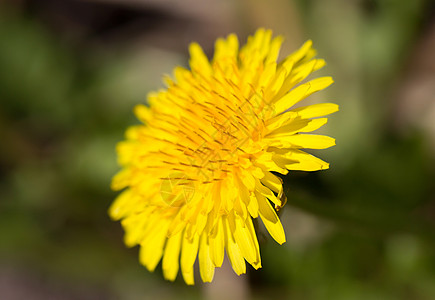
{"left": 189, "top": 43, "right": 212, "bottom": 76}
{"left": 162, "top": 230, "right": 183, "bottom": 281}
{"left": 255, "top": 191, "right": 277, "bottom": 223}
{"left": 209, "top": 218, "right": 225, "bottom": 267}
{"left": 124, "top": 125, "right": 142, "bottom": 140}
{"left": 122, "top": 208, "right": 155, "bottom": 247}
{"left": 290, "top": 59, "right": 326, "bottom": 86}
{"left": 111, "top": 169, "right": 131, "bottom": 191}
{"left": 134, "top": 104, "right": 152, "bottom": 123}
{"left": 260, "top": 171, "right": 283, "bottom": 195}
{"left": 265, "top": 35, "right": 284, "bottom": 64}
{"left": 181, "top": 231, "right": 200, "bottom": 285}
{"left": 199, "top": 234, "right": 215, "bottom": 282}
{"left": 139, "top": 220, "right": 170, "bottom": 272}
{"left": 267, "top": 118, "right": 328, "bottom": 137}
{"left": 287, "top": 40, "right": 313, "bottom": 63}
{"left": 220, "top": 178, "right": 235, "bottom": 213}
{"left": 258, "top": 62, "right": 277, "bottom": 88}
{"left": 223, "top": 216, "right": 246, "bottom": 275}
{"left": 265, "top": 111, "right": 298, "bottom": 134}
{"left": 213, "top": 33, "right": 239, "bottom": 62}
{"left": 266, "top": 118, "right": 309, "bottom": 136}
{"left": 234, "top": 174, "right": 251, "bottom": 206}
{"left": 109, "top": 189, "right": 135, "bottom": 220}
{"left": 115, "top": 141, "right": 138, "bottom": 165}
{"left": 273, "top": 149, "right": 330, "bottom": 171}
{"left": 195, "top": 212, "right": 208, "bottom": 236}
{"left": 245, "top": 216, "right": 261, "bottom": 269}
{"left": 273, "top": 77, "right": 334, "bottom": 114}
{"left": 247, "top": 194, "right": 259, "bottom": 218}
{"left": 261, "top": 216, "right": 286, "bottom": 245}
{"left": 233, "top": 215, "right": 261, "bottom": 268}
{"left": 266, "top": 134, "right": 336, "bottom": 149}
{"left": 264, "top": 62, "right": 290, "bottom": 100}
{"left": 234, "top": 197, "right": 248, "bottom": 220}
{"left": 256, "top": 191, "right": 286, "bottom": 244}
{"left": 254, "top": 152, "right": 289, "bottom": 175}
{"left": 167, "top": 209, "right": 187, "bottom": 237}
{"left": 255, "top": 178, "right": 281, "bottom": 208}
{"left": 293, "top": 103, "right": 339, "bottom": 118}
{"left": 240, "top": 170, "right": 256, "bottom": 191}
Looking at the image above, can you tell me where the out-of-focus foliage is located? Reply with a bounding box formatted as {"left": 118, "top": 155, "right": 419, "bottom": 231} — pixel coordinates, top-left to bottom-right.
{"left": 0, "top": 0, "right": 434, "bottom": 299}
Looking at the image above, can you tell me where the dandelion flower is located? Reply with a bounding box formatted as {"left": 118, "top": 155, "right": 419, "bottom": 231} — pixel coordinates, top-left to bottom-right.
{"left": 110, "top": 28, "right": 338, "bottom": 284}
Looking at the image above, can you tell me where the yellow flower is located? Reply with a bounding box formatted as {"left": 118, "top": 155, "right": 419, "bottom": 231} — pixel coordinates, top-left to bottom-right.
{"left": 110, "top": 28, "right": 338, "bottom": 284}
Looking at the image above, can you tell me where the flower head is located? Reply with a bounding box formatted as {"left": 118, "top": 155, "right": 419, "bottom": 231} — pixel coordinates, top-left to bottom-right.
{"left": 110, "top": 28, "right": 338, "bottom": 284}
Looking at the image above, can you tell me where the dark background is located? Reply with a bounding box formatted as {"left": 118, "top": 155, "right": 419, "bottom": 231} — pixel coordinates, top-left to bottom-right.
{"left": 1, "top": 0, "right": 435, "bottom": 299}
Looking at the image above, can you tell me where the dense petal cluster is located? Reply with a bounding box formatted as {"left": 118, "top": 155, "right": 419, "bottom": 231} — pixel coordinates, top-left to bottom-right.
{"left": 110, "top": 29, "right": 338, "bottom": 284}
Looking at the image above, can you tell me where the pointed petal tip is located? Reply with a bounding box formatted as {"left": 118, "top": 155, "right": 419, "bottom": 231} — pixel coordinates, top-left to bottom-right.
{"left": 251, "top": 261, "right": 262, "bottom": 270}
{"left": 323, "top": 76, "right": 334, "bottom": 85}
{"left": 278, "top": 239, "right": 286, "bottom": 245}
{"left": 304, "top": 39, "right": 313, "bottom": 47}
{"left": 182, "top": 271, "right": 195, "bottom": 285}
{"left": 145, "top": 263, "right": 158, "bottom": 273}
{"left": 188, "top": 41, "right": 200, "bottom": 51}
{"left": 107, "top": 207, "right": 120, "bottom": 221}
{"left": 202, "top": 277, "right": 214, "bottom": 283}
{"left": 234, "top": 270, "right": 247, "bottom": 276}
{"left": 325, "top": 103, "right": 339, "bottom": 113}
{"left": 163, "top": 273, "right": 177, "bottom": 282}
{"left": 321, "top": 163, "right": 330, "bottom": 170}
{"left": 109, "top": 182, "right": 119, "bottom": 191}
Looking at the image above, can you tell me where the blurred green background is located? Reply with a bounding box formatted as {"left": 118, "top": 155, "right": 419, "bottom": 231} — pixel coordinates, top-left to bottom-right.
{"left": 1, "top": 0, "right": 435, "bottom": 299}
